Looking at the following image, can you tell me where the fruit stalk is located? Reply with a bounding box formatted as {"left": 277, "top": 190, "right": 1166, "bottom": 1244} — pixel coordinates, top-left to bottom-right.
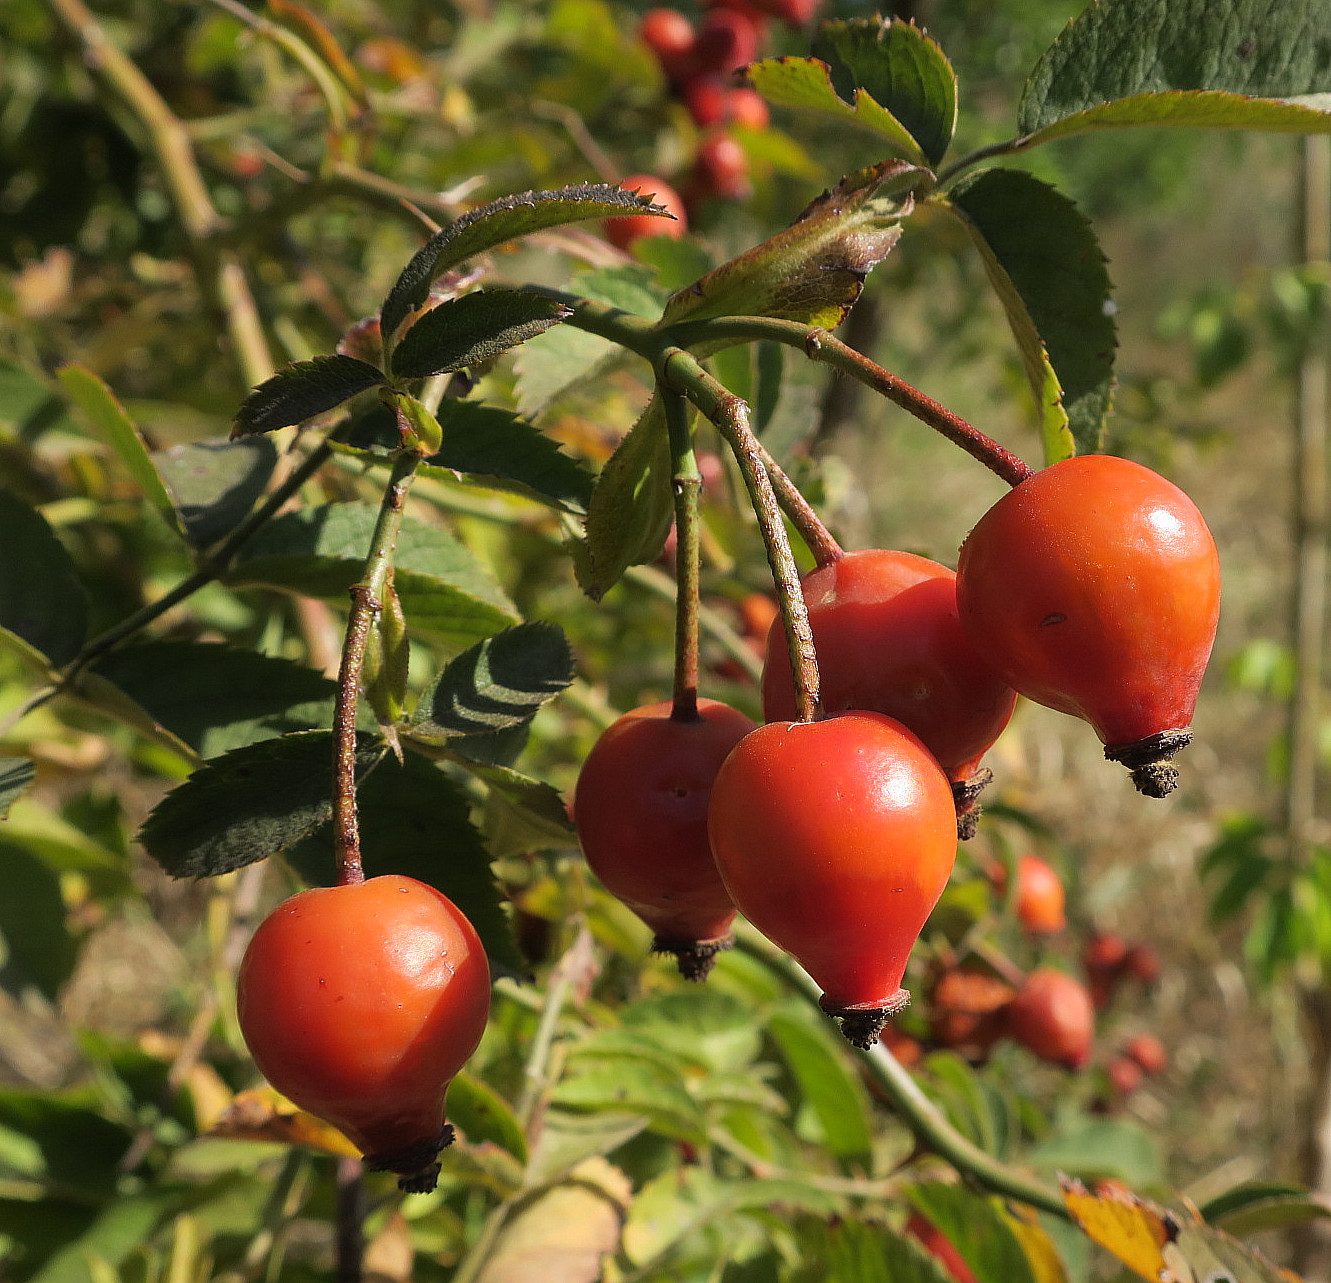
{"left": 331, "top": 447, "right": 421, "bottom": 885}
{"left": 663, "top": 387, "right": 703, "bottom": 721}
{"left": 663, "top": 347, "right": 821, "bottom": 722}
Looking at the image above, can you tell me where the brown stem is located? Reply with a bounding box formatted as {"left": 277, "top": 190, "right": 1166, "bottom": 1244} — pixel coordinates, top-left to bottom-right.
{"left": 331, "top": 450, "right": 420, "bottom": 886}
{"left": 663, "top": 389, "right": 702, "bottom": 722}
{"left": 661, "top": 349, "right": 820, "bottom": 723}
{"left": 334, "top": 1157, "right": 365, "bottom": 1283}
{"left": 761, "top": 446, "right": 843, "bottom": 567}
{"left": 664, "top": 316, "right": 1033, "bottom": 488}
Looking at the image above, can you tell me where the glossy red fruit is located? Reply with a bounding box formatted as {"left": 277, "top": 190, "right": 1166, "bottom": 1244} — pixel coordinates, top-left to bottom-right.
{"left": 761, "top": 549, "right": 1016, "bottom": 832}
{"left": 574, "top": 698, "right": 755, "bottom": 979}
{"left": 1123, "top": 1032, "right": 1168, "bottom": 1076}
{"left": 692, "top": 131, "right": 749, "bottom": 201}
{"left": 708, "top": 712, "right": 957, "bottom": 1047}
{"left": 956, "top": 455, "right": 1221, "bottom": 797}
{"left": 905, "top": 1213, "right": 979, "bottom": 1283}
{"left": 1008, "top": 968, "right": 1095, "bottom": 1069}
{"left": 606, "top": 175, "right": 688, "bottom": 250}
{"left": 991, "top": 854, "right": 1067, "bottom": 935}
{"left": 237, "top": 875, "right": 490, "bottom": 1192}
{"left": 639, "top": 7, "right": 697, "bottom": 82}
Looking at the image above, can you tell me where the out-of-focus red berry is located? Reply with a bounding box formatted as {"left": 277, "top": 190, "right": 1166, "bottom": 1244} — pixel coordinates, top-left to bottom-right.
{"left": 1123, "top": 1032, "right": 1168, "bottom": 1076}
{"left": 1123, "top": 943, "right": 1161, "bottom": 985}
{"left": 727, "top": 86, "right": 771, "bottom": 129}
{"left": 682, "top": 76, "right": 733, "bottom": 127}
{"left": 1106, "top": 1055, "right": 1144, "bottom": 1097}
{"left": 996, "top": 855, "right": 1066, "bottom": 935}
{"left": 693, "top": 6, "right": 760, "bottom": 73}
{"left": 1008, "top": 968, "right": 1095, "bottom": 1069}
{"left": 692, "top": 132, "right": 750, "bottom": 201}
{"left": 639, "top": 8, "right": 698, "bottom": 82}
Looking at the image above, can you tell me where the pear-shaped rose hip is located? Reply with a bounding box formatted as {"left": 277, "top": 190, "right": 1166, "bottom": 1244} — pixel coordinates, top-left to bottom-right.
{"left": 956, "top": 455, "right": 1220, "bottom": 796}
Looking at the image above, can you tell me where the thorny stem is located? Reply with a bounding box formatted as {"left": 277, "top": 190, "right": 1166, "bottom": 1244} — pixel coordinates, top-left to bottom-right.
{"left": 664, "top": 317, "right": 1034, "bottom": 488}
{"left": 663, "top": 388, "right": 702, "bottom": 721}
{"left": 733, "top": 931, "right": 1072, "bottom": 1222}
{"left": 660, "top": 349, "right": 821, "bottom": 723}
{"left": 332, "top": 449, "right": 421, "bottom": 886}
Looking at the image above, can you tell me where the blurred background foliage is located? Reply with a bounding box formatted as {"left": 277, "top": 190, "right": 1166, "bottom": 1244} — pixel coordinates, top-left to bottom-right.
{"left": 0, "top": 0, "right": 1329, "bottom": 1280}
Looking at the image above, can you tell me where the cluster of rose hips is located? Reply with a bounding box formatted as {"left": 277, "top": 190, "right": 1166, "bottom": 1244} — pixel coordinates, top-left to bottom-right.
{"left": 576, "top": 455, "right": 1220, "bottom": 1050}
{"left": 611, "top": 0, "right": 819, "bottom": 240}
{"left": 228, "top": 453, "right": 1215, "bottom": 1188}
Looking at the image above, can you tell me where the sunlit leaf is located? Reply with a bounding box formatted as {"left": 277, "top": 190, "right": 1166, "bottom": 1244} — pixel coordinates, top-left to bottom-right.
{"left": 391, "top": 291, "right": 572, "bottom": 379}
{"left": 231, "top": 356, "right": 385, "bottom": 436}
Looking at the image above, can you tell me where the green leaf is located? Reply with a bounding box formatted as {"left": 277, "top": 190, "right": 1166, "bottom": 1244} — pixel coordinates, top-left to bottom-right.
{"left": 231, "top": 356, "right": 385, "bottom": 436}
{"left": 1201, "top": 1181, "right": 1331, "bottom": 1235}
{"left": 947, "top": 169, "right": 1115, "bottom": 457}
{"left": 92, "top": 642, "right": 336, "bottom": 758}
{"left": 151, "top": 438, "right": 278, "bottom": 548}
{"left": 341, "top": 400, "right": 595, "bottom": 514}
{"left": 391, "top": 290, "right": 572, "bottom": 379}
{"left": 905, "top": 1183, "right": 1036, "bottom": 1283}
{"left": 464, "top": 761, "right": 576, "bottom": 840}
{"left": 0, "top": 839, "right": 79, "bottom": 1001}
{"left": 525, "top": 1110, "right": 649, "bottom": 1188}
{"left": 824, "top": 1221, "right": 952, "bottom": 1283}
{"left": 26, "top": 1192, "right": 179, "bottom": 1283}
{"left": 0, "top": 759, "right": 36, "bottom": 818}
{"left": 413, "top": 622, "right": 574, "bottom": 741}
{"left": 810, "top": 18, "right": 957, "bottom": 165}
{"left": 576, "top": 394, "right": 674, "bottom": 601}
{"left": 56, "top": 365, "right": 181, "bottom": 538}
{"left": 766, "top": 1009, "right": 873, "bottom": 1163}
{"left": 227, "top": 502, "right": 518, "bottom": 651}
{"left": 446, "top": 1071, "right": 528, "bottom": 1161}
{"left": 1027, "top": 1118, "right": 1162, "bottom": 1186}
{"left": 0, "top": 493, "right": 87, "bottom": 667}
{"left": 552, "top": 1057, "right": 705, "bottom": 1140}
{"left": 512, "top": 265, "right": 663, "bottom": 417}
{"left": 619, "top": 990, "right": 764, "bottom": 1074}
{"left": 1018, "top": 0, "right": 1331, "bottom": 141}
{"left": 380, "top": 184, "right": 666, "bottom": 343}
{"left": 749, "top": 59, "right": 928, "bottom": 164}
{"left": 428, "top": 401, "right": 595, "bottom": 513}
{"left": 282, "top": 748, "right": 523, "bottom": 974}
{"left": 0, "top": 1091, "right": 131, "bottom": 1195}
{"left": 661, "top": 160, "right": 916, "bottom": 330}
{"left": 137, "top": 731, "right": 383, "bottom": 879}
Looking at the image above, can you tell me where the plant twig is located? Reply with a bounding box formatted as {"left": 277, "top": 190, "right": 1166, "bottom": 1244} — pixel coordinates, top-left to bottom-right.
{"left": 663, "top": 316, "right": 1033, "bottom": 488}
{"left": 332, "top": 449, "right": 420, "bottom": 885}
{"left": 660, "top": 349, "right": 821, "bottom": 722}
{"left": 733, "top": 930, "right": 1071, "bottom": 1222}
{"left": 663, "top": 388, "right": 702, "bottom": 721}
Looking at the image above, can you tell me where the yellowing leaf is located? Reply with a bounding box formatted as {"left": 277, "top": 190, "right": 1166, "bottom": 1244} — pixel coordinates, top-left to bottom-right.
{"left": 207, "top": 1087, "right": 361, "bottom": 1157}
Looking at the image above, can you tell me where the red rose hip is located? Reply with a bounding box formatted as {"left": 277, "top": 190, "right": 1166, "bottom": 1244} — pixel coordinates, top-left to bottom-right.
{"left": 1008, "top": 967, "right": 1095, "bottom": 1069}
{"left": 955, "top": 454, "right": 1220, "bottom": 797}
{"left": 237, "top": 875, "right": 491, "bottom": 1192}
{"left": 574, "top": 698, "right": 755, "bottom": 979}
{"left": 761, "top": 548, "right": 1016, "bottom": 834}
{"left": 707, "top": 712, "right": 957, "bottom": 1047}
